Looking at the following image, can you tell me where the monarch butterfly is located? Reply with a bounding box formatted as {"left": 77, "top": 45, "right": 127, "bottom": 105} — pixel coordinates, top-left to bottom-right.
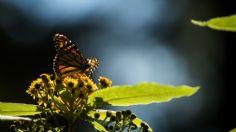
{"left": 53, "top": 33, "right": 99, "bottom": 78}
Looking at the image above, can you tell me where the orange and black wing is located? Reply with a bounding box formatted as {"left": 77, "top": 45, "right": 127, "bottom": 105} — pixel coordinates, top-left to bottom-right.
{"left": 53, "top": 33, "right": 98, "bottom": 77}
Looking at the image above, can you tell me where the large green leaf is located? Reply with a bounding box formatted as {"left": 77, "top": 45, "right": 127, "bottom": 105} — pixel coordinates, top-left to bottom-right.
{"left": 88, "top": 82, "right": 199, "bottom": 106}
{"left": 0, "top": 102, "right": 42, "bottom": 116}
{"left": 88, "top": 109, "right": 153, "bottom": 131}
{"left": 191, "top": 14, "right": 236, "bottom": 32}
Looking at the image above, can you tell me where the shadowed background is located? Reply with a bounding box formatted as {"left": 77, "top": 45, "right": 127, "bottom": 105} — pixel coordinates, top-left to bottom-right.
{"left": 0, "top": 0, "right": 235, "bottom": 131}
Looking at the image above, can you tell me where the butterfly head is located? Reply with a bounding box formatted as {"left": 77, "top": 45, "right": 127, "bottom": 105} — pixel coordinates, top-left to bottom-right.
{"left": 86, "top": 58, "right": 99, "bottom": 73}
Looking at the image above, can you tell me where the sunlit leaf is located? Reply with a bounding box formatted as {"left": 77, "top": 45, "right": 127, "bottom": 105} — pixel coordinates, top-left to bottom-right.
{"left": 89, "top": 120, "right": 107, "bottom": 132}
{"left": 191, "top": 14, "right": 236, "bottom": 32}
{"left": 0, "top": 102, "right": 42, "bottom": 117}
{"left": 88, "top": 82, "right": 199, "bottom": 106}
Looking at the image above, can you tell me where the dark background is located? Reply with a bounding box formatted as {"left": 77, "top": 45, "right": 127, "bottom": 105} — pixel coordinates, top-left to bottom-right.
{"left": 0, "top": 0, "right": 235, "bottom": 132}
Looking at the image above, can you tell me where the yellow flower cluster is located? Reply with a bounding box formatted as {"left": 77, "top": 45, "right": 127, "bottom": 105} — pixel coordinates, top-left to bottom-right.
{"left": 26, "top": 73, "right": 112, "bottom": 117}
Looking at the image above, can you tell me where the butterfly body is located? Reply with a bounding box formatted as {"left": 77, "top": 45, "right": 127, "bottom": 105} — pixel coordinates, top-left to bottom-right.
{"left": 53, "top": 33, "right": 98, "bottom": 78}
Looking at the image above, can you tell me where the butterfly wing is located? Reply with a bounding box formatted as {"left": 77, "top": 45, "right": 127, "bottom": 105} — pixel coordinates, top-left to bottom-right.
{"left": 53, "top": 33, "right": 98, "bottom": 77}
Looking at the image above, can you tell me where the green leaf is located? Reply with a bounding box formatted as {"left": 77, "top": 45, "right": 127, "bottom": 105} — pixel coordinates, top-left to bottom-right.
{"left": 0, "top": 102, "right": 43, "bottom": 116}
{"left": 191, "top": 14, "right": 236, "bottom": 32}
{"left": 90, "top": 120, "right": 108, "bottom": 132}
{"left": 88, "top": 109, "right": 153, "bottom": 131}
{"left": 230, "top": 128, "right": 236, "bottom": 132}
{"left": 88, "top": 82, "right": 199, "bottom": 106}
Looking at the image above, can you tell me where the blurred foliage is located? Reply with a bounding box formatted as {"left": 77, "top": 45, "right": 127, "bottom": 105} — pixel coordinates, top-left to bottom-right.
{"left": 230, "top": 128, "right": 236, "bottom": 132}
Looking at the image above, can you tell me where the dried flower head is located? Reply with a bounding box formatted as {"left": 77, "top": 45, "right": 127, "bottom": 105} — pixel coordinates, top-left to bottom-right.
{"left": 98, "top": 76, "right": 112, "bottom": 89}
